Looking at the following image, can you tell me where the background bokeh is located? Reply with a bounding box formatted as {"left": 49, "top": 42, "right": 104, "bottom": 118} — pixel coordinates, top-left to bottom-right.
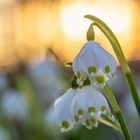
{"left": 0, "top": 0, "right": 140, "bottom": 140}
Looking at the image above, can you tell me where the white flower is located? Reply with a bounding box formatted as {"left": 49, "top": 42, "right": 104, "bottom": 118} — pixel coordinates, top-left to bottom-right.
{"left": 73, "top": 41, "right": 116, "bottom": 87}
{"left": 54, "top": 88, "right": 78, "bottom": 132}
{"left": 71, "top": 85, "right": 110, "bottom": 129}
{"left": 1, "top": 91, "right": 28, "bottom": 120}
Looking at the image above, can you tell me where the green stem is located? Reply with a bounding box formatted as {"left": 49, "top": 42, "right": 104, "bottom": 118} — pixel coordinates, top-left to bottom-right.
{"left": 104, "top": 85, "right": 132, "bottom": 140}
{"left": 84, "top": 15, "right": 140, "bottom": 117}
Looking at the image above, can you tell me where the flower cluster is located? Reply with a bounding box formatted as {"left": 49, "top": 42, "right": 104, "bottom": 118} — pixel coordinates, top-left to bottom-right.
{"left": 54, "top": 41, "right": 116, "bottom": 132}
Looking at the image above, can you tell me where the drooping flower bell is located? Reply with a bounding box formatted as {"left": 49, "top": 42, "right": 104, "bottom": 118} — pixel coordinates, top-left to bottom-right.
{"left": 54, "top": 88, "right": 78, "bottom": 132}
{"left": 71, "top": 85, "right": 110, "bottom": 129}
{"left": 72, "top": 41, "right": 116, "bottom": 87}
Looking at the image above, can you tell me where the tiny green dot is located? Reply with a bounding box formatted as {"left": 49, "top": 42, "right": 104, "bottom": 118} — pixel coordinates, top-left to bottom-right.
{"left": 78, "top": 109, "right": 83, "bottom": 116}
{"left": 95, "top": 75, "right": 105, "bottom": 83}
{"left": 90, "top": 117, "right": 97, "bottom": 124}
{"left": 88, "top": 106, "right": 96, "bottom": 113}
{"left": 105, "top": 65, "right": 110, "bottom": 73}
{"left": 74, "top": 115, "right": 79, "bottom": 122}
{"left": 88, "top": 66, "right": 96, "bottom": 74}
{"left": 62, "top": 121, "right": 69, "bottom": 129}
{"left": 101, "top": 105, "right": 106, "bottom": 111}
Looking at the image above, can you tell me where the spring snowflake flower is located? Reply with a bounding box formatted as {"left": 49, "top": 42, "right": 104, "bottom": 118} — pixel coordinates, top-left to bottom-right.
{"left": 54, "top": 88, "right": 78, "bottom": 132}
{"left": 73, "top": 41, "right": 116, "bottom": 87}
{"left": 71, "top": 85, "right": 110, "bottom": 129}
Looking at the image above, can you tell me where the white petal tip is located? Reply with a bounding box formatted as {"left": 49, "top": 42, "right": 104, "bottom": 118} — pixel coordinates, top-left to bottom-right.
{"left": 79, "top": 115, "right": 84, "bottom": 119}
{"left": 89, "top": 73, "right": 95, "bottom": 78}
{"left": 96, "top": 111, "right": 102, "bottom": 119}
{"left": 111, "top": 115, "right": 115, "bottom": 120}
{"left": 60, "top": 128, "right": 66, "bottom": 133}
{"left": 101, "top": 111, "right": 107, "bottom": 115}
{"left": 60, "top": 127, "right": 72, "bottom": 133}
{"left": 93, "top": 123, "right": 98, "bottom": 128}
{"left": 86, "top": 126, "right": 93, "bottom": 129}
{"left": 89, "top": 112, "right": 96, "bottom": 117}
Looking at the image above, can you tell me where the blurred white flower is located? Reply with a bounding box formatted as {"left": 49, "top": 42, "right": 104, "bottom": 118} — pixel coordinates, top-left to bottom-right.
{"left": 73, "top": 41, "right": 116, "bottom": 87}
{"left": 1, "top": 90, "right": 28, "bottom": 120}
{"left": 54, "top": 88, "right": 78, "bottom": 132}
{"left": 122, "top": 93, "right": 140, "bottom": 131}
{"left": 71, "top": 85, "right": 110, "bottom": 129}
{"left": 0, "top": 127, "right": 11, "bottom": 140}
{"left": 27, "top": 60, "right": 64, "bottom": 104}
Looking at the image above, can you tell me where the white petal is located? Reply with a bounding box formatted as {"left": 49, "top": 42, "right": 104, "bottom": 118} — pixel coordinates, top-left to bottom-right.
{"left": 96, "top": 111, "right": 102, "bottom": 119}
{"left": 84, "top": 86, "right": 109, "bottom": 112}
{"left": 73, "top": 55, "right": 81, "bottom": 76}
{"left": 71, "top": 89, "right": 87, "bottom": 115}
{"left": 54, "top": 88, "right": 77, "bottom": 129}
{"left": 89, "top": 41, "right": 116, "bottom": 74}
{"left": 60, "top": 127, "right": 66, "bottom": 133}
{"left": 79, "top": 45, "right": 99, "bottom": 73}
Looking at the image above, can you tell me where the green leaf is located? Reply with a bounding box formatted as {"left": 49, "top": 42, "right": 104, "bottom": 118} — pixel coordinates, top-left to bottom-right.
{"left": 99, "top": 114, "right": 122, "bottom": 133}
{"left": 64, "top": 61, "right": 72, "bottom": 67}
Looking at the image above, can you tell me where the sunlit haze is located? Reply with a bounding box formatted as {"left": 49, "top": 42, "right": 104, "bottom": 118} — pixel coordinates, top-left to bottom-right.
{"left": 0, "top": 0, "right": 139, "bottom": 67}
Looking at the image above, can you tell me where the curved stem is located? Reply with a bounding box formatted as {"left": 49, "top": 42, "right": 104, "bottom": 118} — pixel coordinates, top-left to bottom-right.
{"left": 84, "top": 15, "right": 140, "bottom": 117}
{"left": 103, "top": 85, "right": 132, "bottom": 140}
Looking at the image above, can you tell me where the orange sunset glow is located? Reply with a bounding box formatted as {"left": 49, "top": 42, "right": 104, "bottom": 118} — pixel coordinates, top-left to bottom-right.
{"left": 0, "top": 0, "right": 140, "bottom": 67}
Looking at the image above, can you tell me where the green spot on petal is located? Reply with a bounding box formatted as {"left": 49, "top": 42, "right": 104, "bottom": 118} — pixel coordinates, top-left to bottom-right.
{"left": 95, "top": 75, "right": 105, "bottom": 83}
{"left": 81, "top": 76, "right": 85, "bottom": 81}
{"left": 74, "top": 115, "right": 79, "bottom": 122}
{"left": 101, "top": 105, "right": 106, "bottom": 111}
{"left": 77, "top": 71, "right": 81, "bottom": 79}
{"left": 88, "top": 66, "right": 96, "bottom": 74}
{"left": 78, "top": 109, "right": 83, "bottom": 116}
{"left": 90, "top": 117, "right": 97, "bottom": 124}
{"left": 105, "top": 65, "right": 110, "bottom": 73}
{"left": 88, "top": 106, "right": 96, "bottom": 113}
{"left": 62, "top": 121, "right": 69, "bottom": 129}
